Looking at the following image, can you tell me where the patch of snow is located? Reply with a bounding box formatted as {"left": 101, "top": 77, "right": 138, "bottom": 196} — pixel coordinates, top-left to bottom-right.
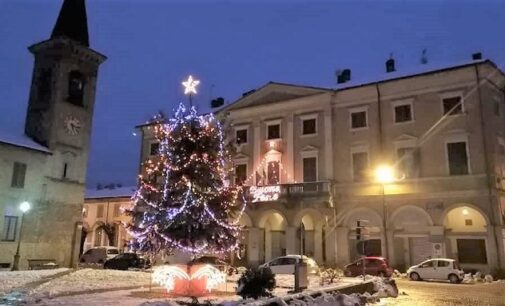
{"left": 29, "top": 268, "right": 151, "bottom": 298}
{"left": 0, "top": 129, "right": 51, "bottom": 153}
{"left": 85, "top": 186, "right": 137, "bottom": 199}
{"left": 484, "top": 274, "right": 494, "bottom": 283}
{"left": 0, "top": 268, "right": 69, "bottom": 295}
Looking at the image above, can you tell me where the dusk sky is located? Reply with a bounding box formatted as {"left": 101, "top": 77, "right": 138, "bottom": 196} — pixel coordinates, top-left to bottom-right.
{"left": 1, "top": 0, "right": 505, "bottom": 189}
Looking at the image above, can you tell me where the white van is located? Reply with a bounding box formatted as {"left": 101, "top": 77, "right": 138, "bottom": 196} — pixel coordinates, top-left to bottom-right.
{"left": 80, "top": 246, "right": 120, "bottom": 264}
{"left": 407, "top": 258, "right": 465, "bottom": 283}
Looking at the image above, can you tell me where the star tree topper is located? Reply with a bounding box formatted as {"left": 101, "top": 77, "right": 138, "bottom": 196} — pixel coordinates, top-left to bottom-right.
{"left": 182, "top": 75, "right": 200, "bottom": 95}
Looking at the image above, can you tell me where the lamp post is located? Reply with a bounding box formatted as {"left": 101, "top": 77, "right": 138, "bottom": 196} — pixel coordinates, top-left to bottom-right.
{"left": 375, "top": 165, "right": 394, "bottom": 260}
{"left": 12, "top": 201, "right": 31, "bottom": 271}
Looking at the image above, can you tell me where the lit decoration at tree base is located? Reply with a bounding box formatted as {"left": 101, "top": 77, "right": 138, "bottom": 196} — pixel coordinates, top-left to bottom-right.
{"left": 152, "top": 264, "right": 227, "bottom": 296}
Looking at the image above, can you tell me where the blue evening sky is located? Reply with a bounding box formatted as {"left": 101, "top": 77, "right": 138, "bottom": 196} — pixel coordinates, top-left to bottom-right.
{"left": 1, "top": 0, "right": 504, "bottom": 188}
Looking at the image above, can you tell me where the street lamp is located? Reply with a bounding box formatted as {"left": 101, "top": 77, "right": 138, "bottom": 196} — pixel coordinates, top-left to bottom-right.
{"left": 375, "top": 165, "right": 395, "bottom": 260}
{"left": 12, "top": 201, "right": 31, "bottom": 271}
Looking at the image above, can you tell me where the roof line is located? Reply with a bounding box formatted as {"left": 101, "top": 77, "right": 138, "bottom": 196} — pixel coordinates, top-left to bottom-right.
{"left": 0, "top": 140, "right": 52, "bottom": 154}
{"left": 267, "top": 81, "right": 332, "bottom": 92}
{"left": 335, "top": 59, "right": 496, "bottom": 91}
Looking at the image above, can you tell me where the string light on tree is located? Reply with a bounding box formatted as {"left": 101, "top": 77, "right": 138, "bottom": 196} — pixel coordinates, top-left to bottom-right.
{"left": 126, "top": 76, "right": 246, "bottom": 256}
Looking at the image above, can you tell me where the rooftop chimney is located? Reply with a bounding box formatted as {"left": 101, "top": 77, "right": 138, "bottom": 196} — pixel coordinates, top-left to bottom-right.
{"left": 386, "top": 58, "right": 395, "bottom": 73}
{"left": 337, "top": 69, "right": 351, "bottom": 84}
{"left": 472, "top": 52, "right": 482, "bottom": 60}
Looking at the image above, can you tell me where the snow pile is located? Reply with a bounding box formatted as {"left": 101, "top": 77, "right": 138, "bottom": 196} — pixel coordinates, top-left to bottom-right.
{"left": 230, "top": 292, "right": 365, "bottom": 306}
{"left": 0, "top": 268, "right": 69, "bottom": 294}
{"left": 392, "top": 270, "right": 407, "bottom": 279}
{"left": 29, "top": 268, "right": 151, "bottom": 298}
{"left": 371, "top": 277, "right": 398, "bottom": 298}
{"left": 140, "top": 301, "right": 182, "bottom": 306}
{"left": 484, "top": 274, "right": 494, "bottom": 283}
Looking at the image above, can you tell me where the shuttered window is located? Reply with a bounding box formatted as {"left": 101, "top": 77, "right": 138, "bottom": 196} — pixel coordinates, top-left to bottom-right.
{"left": 11, "top": 162, "right": 27, "bottom": 188}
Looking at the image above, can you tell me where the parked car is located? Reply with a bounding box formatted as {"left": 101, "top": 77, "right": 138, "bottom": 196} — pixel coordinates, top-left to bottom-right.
{"left": 407, "top": 258, "right": 464, "bottom": 284}
{"left": 260, "top": 255, "right": 319, "bottom": 275}
{"left": 344, "top": 257, "right": 393, "bottom": 277}
{"left": 80, "top": 246, "right": 120, "bottom": 264}
{"left": 104, "top": 253, "right": 151, "bottom": 270}
{"left": 188, "top": 255, "right": 228, "bottom": 266}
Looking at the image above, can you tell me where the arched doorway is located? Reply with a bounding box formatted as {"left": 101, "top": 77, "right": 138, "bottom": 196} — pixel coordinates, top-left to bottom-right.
{"left": 443, "top": 205, "right": 489, "bottom": 268}
{"left": 299, "top": 215, "right": 315, "bottom": 257}
{"left": 258, "top": 211, "right": 286, "bottom": 262}
{"left": 344, "top": 208, "right": 383, "bottom": 261}
{"left": 390, "top": 205, "right": 433, "bottom": 269}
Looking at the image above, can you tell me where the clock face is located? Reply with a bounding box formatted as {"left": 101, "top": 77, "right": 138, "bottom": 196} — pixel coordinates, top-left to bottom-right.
{"left": 64, "top": 116, "right": 82, "bottom": 136}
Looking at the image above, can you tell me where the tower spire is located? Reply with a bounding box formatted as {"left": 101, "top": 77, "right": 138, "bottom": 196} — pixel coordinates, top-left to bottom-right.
{"left": 51, "top": 0, "right": 89, "bottom": 47}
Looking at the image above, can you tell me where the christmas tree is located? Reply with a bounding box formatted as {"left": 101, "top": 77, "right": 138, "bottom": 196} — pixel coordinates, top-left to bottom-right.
{"left": 126, "top": 99, "right": 246, "bottom": 256}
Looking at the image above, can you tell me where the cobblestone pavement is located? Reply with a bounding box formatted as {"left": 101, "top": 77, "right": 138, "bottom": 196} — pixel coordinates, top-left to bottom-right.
{"left": 382, "top": 279, "right": 505, "bottom": 306}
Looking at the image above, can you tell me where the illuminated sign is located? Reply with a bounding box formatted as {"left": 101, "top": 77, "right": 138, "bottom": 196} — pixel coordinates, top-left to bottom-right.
{"left": 250, "top": 185, "right": 281, "bottom": 202}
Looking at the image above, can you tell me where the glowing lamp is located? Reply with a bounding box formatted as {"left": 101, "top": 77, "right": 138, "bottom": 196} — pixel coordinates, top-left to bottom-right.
{"left": 462, "top": 208, "right": 469, "bottom": 216}
{"left": 19, "top": 202, "right": 31, "bottom": 213}
{"left": 269, "top": 141, "right": 275, "bottom": 149}
{"left": 375, "top": 165, "right": 395, "bottom": 184}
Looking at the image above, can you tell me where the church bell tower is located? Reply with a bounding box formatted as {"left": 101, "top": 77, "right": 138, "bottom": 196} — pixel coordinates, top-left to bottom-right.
{"left": 24, "top": 0, "right": 106, "bottom": 183}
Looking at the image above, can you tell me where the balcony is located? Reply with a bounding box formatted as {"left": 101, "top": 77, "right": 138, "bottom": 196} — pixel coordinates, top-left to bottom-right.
{"left": 242, "top": 181, "right": 331, "bottom": 203}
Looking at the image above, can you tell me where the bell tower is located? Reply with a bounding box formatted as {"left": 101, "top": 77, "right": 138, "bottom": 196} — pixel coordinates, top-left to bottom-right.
{"left": 24, "top": 0, "right": 106, "bottom": 183}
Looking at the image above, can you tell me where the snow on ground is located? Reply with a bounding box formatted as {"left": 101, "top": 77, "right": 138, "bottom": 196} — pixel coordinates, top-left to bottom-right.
{"left": 0, "top": 268, "right": 69, "bottom": 295}
{"left": 32, "top": 275, "right": 395, "bottom": 305}
{"left": 29, "top": 268, "right": 151, "bottom": 298}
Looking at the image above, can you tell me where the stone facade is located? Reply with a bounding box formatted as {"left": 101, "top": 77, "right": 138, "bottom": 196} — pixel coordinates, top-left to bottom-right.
{"left": 138, "top": 59, "right": 505, "bottom": 273}
{"left": 0, "top": 0, "right": 105, "bottom": 269}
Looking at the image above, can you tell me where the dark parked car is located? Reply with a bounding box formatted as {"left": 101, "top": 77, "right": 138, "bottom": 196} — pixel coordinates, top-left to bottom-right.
{"left": 344, "top": 256, "right": 393, "bottom": 277}
{"left": 103, "top": 253, "right": 150, "bottom": 270}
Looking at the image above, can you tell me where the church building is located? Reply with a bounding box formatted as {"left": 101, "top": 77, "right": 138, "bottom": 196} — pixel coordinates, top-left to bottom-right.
{"left": 0, "top": 0, "right": 106, "bottom": 269}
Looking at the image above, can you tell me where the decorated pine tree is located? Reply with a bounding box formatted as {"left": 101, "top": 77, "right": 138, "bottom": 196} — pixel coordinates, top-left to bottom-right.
{"left": 126, "top": 98, "right": 246, "bottom": 256}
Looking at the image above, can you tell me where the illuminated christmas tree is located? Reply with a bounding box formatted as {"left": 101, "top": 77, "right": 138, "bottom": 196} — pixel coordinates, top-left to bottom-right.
{"left": 127, "top": 76, "right": 246, "bottom": 256}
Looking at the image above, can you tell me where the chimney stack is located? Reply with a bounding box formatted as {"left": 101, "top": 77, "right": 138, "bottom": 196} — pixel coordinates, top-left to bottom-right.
{"left": 386, "top": 58, "right": 395, "bottom": 73}
{"left": 337, "top": 69, "right": 351, "bottom": 84}
{"left": 472, "top": 52, "right": 482, "bottom": 60}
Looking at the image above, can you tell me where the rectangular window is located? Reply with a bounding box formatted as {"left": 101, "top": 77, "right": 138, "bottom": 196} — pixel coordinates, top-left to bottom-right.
{"left": 352, "top": 152, "right": 368, "bottom": 182}
{"left": 397, "top": 147, "right": 419, "bottom": 178}
{"left": 351, "top": 111, "right": 367, "bottom": 129}
{"left": 96, "top": 205, "right": 104, "bottom": 218}
{"left": 236, "top": 129, "right": 248, "bottom": 145}
{"left": 63, "top": 163, "right": 68, "bottom": 179}
{"left": 235, "top": 164, "right": 247, "bottom": 185}
{"left": 11, "top": 162, "right": 27, "bottom": 188}
{"left": 302, "top": 157, "right": 317, "bottom": 182}
{"left": 267, "top": 124, "right": 281, "bottom": 140}
{"left": 457, "top": 239, "right": 487, "bottom": 264}
{"left": 394, "top": 104, "right": 412, "bottom": 123}
{"left": 113, "top": 204, "right": 121, "bottom": 218}
{"left": 443, "top": 97, "right": 463, "bottom": 115}
{"left": 447, "top": 142, "right": 469, "bottom": 175}
{"left": 149, "top": 142, "right": 160, "bottom": 156}
{"left": 94, "top": 230, "right": 103, "bottom": 246}
{"left": 2, "top": 216, "right": 18, "bottom": 241}
{"left": 302, "top": 118, "right": 317, "bottom": 135}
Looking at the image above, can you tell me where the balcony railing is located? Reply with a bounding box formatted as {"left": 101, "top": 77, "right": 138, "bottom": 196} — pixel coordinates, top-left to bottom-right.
{"left": 242, "top": 181, "right": 331, "bottom": 203}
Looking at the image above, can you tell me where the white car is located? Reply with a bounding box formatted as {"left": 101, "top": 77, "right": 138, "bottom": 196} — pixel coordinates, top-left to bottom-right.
{"left": 260, "top": 255, "right": 319, "bottom": 275}
{"left": 407, "top": 258, "right": 465, "bottom": 283}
